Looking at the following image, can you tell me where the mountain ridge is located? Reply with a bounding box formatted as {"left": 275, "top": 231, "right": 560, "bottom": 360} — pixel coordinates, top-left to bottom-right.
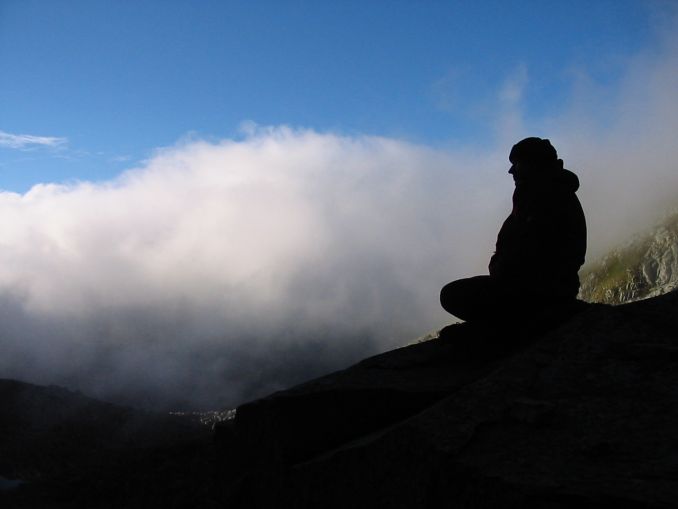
{"left": 580, "top": 211, "right": 678, "bottom": 304}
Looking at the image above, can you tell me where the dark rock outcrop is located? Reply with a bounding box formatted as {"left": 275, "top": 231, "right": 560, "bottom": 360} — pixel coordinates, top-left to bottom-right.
{"left": 219, "top": 291, "right": 678, "bottom": 508}
{"left": 4, "top": 290, "right": 678, "bottom": 507}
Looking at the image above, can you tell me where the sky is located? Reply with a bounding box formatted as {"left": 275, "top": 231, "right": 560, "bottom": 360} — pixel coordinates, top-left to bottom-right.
{"left": 1, "top": 1, "right": 678, "bottom": 410}
{"left": 0, "top": 0, "right": 661, "bottom": 191}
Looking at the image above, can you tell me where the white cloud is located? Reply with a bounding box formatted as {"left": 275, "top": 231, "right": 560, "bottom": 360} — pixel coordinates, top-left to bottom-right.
{"left": 0, "top": 130, "right": 67, "bottom": 150}
{"left": 0, "top": 127, "right": 508, "bottom": 409}
{"left": 1, "top": 16, "right": 677, "bottom": 411}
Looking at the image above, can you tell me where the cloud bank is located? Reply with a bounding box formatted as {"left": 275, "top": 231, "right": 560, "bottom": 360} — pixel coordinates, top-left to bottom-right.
{"left": 1, "top": 16, "right": 677, "bottom": 411}
{"left": 0, "top": 128, "right": 507, "bottom": 410}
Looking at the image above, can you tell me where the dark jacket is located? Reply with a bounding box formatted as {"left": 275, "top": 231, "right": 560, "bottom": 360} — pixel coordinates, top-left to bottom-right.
{"left": 488, "top": 168, "right": 586, "bottom": 299}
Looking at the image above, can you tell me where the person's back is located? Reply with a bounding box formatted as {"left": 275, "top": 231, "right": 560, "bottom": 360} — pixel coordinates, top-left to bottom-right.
{"left": 440, "top": 137, "right": 586, "bottom": 326}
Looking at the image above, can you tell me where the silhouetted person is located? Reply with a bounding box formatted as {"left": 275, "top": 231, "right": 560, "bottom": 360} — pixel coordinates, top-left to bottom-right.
{"left": 440, "top": 137, "right": 586, "bottom": 326}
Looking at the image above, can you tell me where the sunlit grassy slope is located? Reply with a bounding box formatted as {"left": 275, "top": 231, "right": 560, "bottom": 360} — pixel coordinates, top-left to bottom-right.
{"left": 579, "top": 211, "right": 678, "bottom": 304}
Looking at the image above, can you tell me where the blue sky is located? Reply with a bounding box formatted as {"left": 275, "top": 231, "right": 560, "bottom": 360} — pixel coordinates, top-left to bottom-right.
{"left": 0, "top": 0, "right": 663, "bottom": 192}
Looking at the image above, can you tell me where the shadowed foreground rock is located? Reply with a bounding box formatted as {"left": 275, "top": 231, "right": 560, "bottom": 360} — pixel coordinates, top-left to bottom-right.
{"left": 3, "top": 291, "right": 678, "bottom": 507}
{"left": 219, "top": 291, "right": 678, "bottom": 508}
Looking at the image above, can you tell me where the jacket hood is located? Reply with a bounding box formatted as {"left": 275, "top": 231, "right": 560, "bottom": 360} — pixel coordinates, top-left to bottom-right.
{"left": 557, "top": 168, "right": 580, "bottom": 193}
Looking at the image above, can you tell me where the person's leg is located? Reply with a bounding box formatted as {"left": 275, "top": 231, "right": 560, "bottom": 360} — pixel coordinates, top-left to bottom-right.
{"left": 441, "top": 276, "right": 591, "bottom": 334}
{"left": 440, "top": 275, "right": 509, "bottom": 322}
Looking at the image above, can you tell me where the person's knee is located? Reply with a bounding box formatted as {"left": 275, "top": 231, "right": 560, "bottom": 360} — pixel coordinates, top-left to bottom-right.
{"left": 440, "top": 279, "right": 465, "bottom": 314}
{"left": 439, "top": 282, "right": 451, "bottom": 307}
{"left": 439, "top": 281, "right": 452, "bottom": 309}
{"left": 440, "top": 276, "right": 496, "bottom": 321}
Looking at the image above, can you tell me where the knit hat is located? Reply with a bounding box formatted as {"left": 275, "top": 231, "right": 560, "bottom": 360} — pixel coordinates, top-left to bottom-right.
{"left": 509, "top": 137, "right": 558, "bottom": 165}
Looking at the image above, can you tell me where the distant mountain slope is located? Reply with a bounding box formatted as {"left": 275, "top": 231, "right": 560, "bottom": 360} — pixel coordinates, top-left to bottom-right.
{"left": 579, "top": 211, "right": 678, "bottom": 304}
{"left": 0, "top": 379, "right": 214, "bottom": 507}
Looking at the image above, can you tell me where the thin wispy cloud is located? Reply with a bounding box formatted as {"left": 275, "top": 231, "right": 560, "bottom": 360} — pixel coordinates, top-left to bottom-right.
{"left": 0, "top": 130, "right": 67, "bottom": 150}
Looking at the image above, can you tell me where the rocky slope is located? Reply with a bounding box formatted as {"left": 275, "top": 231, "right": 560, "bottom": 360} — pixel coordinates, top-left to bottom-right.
{"left": 216, "top": 292, "right": 678, "bottom": 508}
{"left": 579, "top": 212, "right": 678, "bottom": 304}
{"left": 4, "top": 288, "right": 678, "bottom": 507}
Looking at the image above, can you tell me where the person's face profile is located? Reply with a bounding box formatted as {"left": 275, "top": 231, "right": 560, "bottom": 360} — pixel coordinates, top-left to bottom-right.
{"left": 509, "top": 160, "right": 543, "bottom": 183}
{"left": 508, "top": 161, "right": 527, "bottom": 182}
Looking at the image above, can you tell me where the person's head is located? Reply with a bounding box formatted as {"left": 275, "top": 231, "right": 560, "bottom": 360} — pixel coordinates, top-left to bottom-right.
{"left": 508, "top": 137, "right": 561, "bottom": 182}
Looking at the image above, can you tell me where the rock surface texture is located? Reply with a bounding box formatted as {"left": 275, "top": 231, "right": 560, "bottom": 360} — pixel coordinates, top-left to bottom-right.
{"left": 220, "top": 291, "right": 678, "bottom": 508}
{"left": 580, "top": 213, "right": 678, "bottom": 304}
